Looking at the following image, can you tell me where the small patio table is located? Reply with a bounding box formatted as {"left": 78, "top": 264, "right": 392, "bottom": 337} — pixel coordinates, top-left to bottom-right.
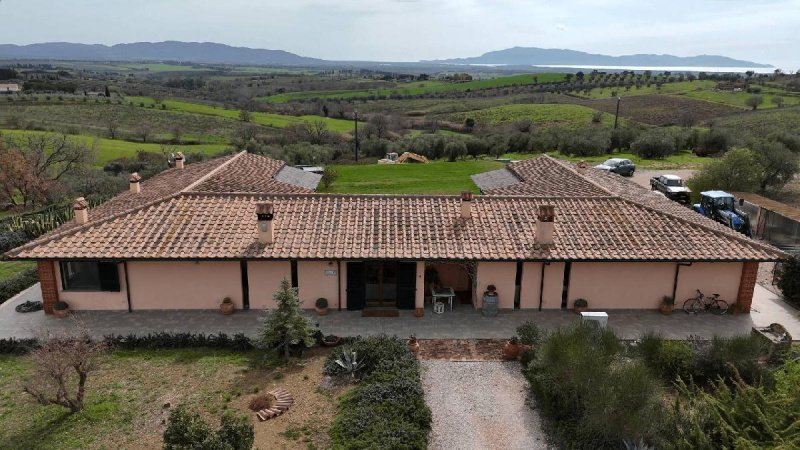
{"left": 431, "top": 287, "right": 456, "bottom": 311}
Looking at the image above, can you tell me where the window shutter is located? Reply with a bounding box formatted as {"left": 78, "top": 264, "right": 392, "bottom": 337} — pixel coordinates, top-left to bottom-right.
{"left": 98, "top": 262, "right": 120, "bottom": 292}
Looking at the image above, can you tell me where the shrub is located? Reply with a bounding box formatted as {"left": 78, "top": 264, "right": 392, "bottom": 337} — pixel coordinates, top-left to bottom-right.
{"left": 694, "top": 129, "right": 731, "bottom": 156}
{"left": 324, "top": 335, "right": 415, "bottom": 380}
{"left": 0, "top": 230, "right": 29, "bottom": 253}
{"left": 105, "top": 332, "right": 253, "bottom": 351}
{"left": 315, "top": 297, "right": 328, "bottom": 309}
{"left": 777, "top": 256, "right": 800, "bottom": 307}
{"left": 163, "top": 404, "right": 254, "bottom": 450}
{"left": 638, "top": 334, "right": 693, "bottom": 381}
{"left": 694, "top": 334, "right": 767, "bottom": 385}
{"left": 320, "top": 166, "right": 338, "bottom": 189}
{"left": 516, "top": 321, "right": 544, "bottom": 346}
{"left": 0, "top": 337, "right": 39, "bottom": 355}
{"left": 0, "top": 267, "right": 39, "bottom": 305}
{"left": 558, "top": 128, "right": 611, "bottom": 156}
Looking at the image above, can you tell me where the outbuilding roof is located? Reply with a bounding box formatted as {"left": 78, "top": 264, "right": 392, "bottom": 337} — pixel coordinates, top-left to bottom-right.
{"left": 6, "top": 154, "right": 786, "bottom": 262}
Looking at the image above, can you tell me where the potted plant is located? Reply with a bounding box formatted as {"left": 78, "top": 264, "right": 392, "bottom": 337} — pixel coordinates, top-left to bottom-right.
{"left": 220, "top": 297, "right": 234, "bottom": 315}
{"left": 52, "top": 301, "right": 70, "bottom": 318}
{"left": 504, "top": 337, "right": 521, "bottom": 360}
{"left": 408, "top": 334, "right": 420, "bottom": 354}
{"left": 482, "top": 285, "right": 499, "bottom": 317}
{"left": 315, "top": 298, "right": 329, "bottom": 316}
{"left": 573, "top": 298, "right": 588, "bottom": 314}
{"left": 659, "top": 296, "right": 675, "bottom": 315}
{"left": 322, "top": 334, "right": 342, "bottom": 347}
{"left": 414, "top": 307, "right": 425, "bottom": 318}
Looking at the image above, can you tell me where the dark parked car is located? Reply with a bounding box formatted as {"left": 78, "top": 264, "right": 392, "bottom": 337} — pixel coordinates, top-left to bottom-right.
{"left": 594, "top": 158, "right": 635, "bottom": 177}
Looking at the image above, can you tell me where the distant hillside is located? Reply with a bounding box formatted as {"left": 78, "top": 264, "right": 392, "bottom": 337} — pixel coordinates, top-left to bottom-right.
{"left": 427, "top": 47, "right": 772, "bottom": 68}
{"left": 0, "top": 41, "right": 321, "bottom": 66}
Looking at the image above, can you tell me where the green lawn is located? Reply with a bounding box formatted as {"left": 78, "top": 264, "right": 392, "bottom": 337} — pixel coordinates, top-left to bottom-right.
{"left": 445, "top": 103, "right": 620, "bottom": 128}
{"left": 0, "top": 129, "right": 229, "bottom": 165}
{"left": 127, "top": 97, "right": 355, "bottom": 133}
{"left": 260, "top": 73, "right": 566, "bottom": 103}
{"left": 321, "top": 160, "right": 504, "bottom": 194}
{"left": 119, "top": 63, "right": 214, "bottom": 72}
{"left": 0, "top": 261, "right": 35, "bottom": 282}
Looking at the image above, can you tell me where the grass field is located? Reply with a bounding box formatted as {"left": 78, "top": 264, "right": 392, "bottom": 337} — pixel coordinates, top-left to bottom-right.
{"left": 530, "top": 150, "right": 710, "bottom": 169}
{"left": 320, "top": 160, "right": 504, "bottom": 194}
{"left": 127, "top": 97, "right": 355, "bottom": 133}
{"left": 0, "top": 129, "right": 229, "bottom": 165}
{"left": 443, "top": 103, "right": 620, "bottom": 128}
{"left": 0, "top": 261, "right": 35, "bottom": 282}
{"left": 260, "top": 73, "right": 566, "bottom": 103}
{"left": 712, "top": 106, "right": 800, "bottom": 139}
{"left": 0, "top": 348, "right": 342, "bottom": 450}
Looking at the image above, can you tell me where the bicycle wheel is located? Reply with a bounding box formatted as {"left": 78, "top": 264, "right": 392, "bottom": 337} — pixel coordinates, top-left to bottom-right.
{"left": 709, "top": 299, "right": 729, "bottom": 315}
{"left": 683, "top": 298, "right": 700, "bottom": 314}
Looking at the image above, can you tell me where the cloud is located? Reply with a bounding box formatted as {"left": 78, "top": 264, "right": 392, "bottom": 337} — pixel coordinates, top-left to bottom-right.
{"left": 556, "top": 23, "right": 566, "bottom": 31}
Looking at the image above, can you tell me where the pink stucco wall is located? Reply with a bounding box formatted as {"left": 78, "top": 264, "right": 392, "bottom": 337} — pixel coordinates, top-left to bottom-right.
{"left": 568, "top": 262, "right": 675, "bottom": 309}
{"left": 431, "top": 263, "right": 471, "bottom": 291}
{"left": 127, "top": 261, "right": 242, "bottom": 309}
{"left": 519, "top": 262, "right": 565, "bottom": 309}
{"left": 674, "top": 262, "right": 742, "bottom": 306}
{"left": 415, "top": 261, "right": 425, "bottom": 309}
{"left": 296, "top": 261, "right": 340, "bottom": 309}
{"left": 247, "top": 261, "right": 292, "bottom": 309}
{"left": 55, "top": 262, "right": 128, "bottom": 310}
{"left": 475, "top": 261, "right": 517, "bottom": 309}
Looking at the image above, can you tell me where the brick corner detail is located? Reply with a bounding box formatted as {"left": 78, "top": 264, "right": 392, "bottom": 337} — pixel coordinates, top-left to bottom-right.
{"left": 735, "top": 262, "right": 758, "bottom": 313}
{"left": 37, "top": 261, "right": 59, "bottom": 315}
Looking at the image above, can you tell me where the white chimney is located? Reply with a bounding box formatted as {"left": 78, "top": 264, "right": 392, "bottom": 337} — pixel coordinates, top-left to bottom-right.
{"left": 73, "top": 197, "right": 89, "bottom": 225}
{"left": 129, "top": 172, "right": 142, "bottom": 193}
{"left": 174, "top": 152, "right": 185, "bottom": 170}
{"left": 256, "top": 203, "right": 275, "bottom": 245}
{"left": 535, "top": 205, "right": 555, "bottom": 245}
{"left": 576, "top": 160, "right": 588, "bottom": 175}
{"left": 460, "top": 191, "right": 474, "bottom": 219}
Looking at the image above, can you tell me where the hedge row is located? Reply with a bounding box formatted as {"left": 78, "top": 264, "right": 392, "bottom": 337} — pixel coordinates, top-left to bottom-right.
{"left": 0, "top": 267, "right": 39, "bottom": 305}
{"left": 0, "top": 332, "right": 254, "bottom": 355}
{"left": 326, "top": 336, "right": 431, "bottom": 450}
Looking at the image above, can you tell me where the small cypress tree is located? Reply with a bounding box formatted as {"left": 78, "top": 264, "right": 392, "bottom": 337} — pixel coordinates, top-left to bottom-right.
{"left": 258, "top": 278, "right": 315, "bottom": 359}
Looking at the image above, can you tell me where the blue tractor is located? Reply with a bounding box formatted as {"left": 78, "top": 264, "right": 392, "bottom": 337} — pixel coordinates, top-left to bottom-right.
{"left": 693, "top": 191, "right": 752, "bottom": 237}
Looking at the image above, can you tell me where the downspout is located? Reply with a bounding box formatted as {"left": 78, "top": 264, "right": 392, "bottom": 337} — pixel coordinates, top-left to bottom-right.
{"left": 538, "top": 262, "right": 550, "bottom": 312}
{"left": 672, "top": 262, "right": 692, "bottom": 302}
{"left": 337, "top": 260, "right": 342, "bottom": 311}
{"left": 123, "top": 261, "right": 132, "bottom": 313}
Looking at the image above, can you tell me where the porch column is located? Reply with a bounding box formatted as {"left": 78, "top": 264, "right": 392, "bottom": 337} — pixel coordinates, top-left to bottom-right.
{"left": 415, "top": 261, "right": 425, "bottom": 309}
{"left": 736, "top": 262, "right": 759, "bottom": 313}
{"left": 38, "top": 260, "right": 59, "bottom": 315}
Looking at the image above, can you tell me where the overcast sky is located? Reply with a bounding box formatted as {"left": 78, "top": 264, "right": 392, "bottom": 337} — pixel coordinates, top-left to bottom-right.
{"left": 0, "top": 0, "right": 796, "bottom": 69}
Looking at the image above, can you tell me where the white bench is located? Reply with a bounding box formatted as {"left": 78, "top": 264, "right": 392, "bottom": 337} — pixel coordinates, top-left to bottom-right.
{"left": 580, "top": 311, "right": 608, "bottom": 329}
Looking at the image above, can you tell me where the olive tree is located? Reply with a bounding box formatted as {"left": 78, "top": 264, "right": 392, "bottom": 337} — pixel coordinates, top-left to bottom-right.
{"left": 745, "top": 95, "right": 764, "bottom": 110}
{"left": 688, "top": 147, "right": 761, "bottom": 194}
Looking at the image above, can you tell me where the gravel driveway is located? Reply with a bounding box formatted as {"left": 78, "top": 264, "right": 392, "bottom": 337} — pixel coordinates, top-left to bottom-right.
{"left": 422, "top": 361, "right": 554, "bottom": 450}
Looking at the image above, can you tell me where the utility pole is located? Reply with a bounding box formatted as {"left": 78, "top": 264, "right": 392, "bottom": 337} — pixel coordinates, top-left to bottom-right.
{"left": 353, "top": 110, "right": 360, "bottom": 162}
{"left": 613, "top": 96, "right": 621, "bottom": 129}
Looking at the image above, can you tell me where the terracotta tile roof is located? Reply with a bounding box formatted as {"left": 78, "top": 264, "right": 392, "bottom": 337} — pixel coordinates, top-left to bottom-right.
{"left": 8, "top": 192, "right": 784, "bottom": 261}
{"left": 477, "top": 155, "right": 609, "bottom": 197}
{"left": 191, "top": 152, "right": 318, "bottom": 194}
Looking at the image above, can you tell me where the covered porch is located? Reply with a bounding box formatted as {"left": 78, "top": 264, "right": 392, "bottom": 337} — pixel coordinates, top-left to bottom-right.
{"left": 3, "top": 283, "right": 798, "bottom": 341}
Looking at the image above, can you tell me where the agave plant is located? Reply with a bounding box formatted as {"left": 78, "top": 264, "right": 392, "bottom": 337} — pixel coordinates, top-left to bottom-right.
{"left": 335, "top": 348, "right": 361, "bottom": 379}
{"left": 623, "top": 438, "right": 654, "bottom": 450}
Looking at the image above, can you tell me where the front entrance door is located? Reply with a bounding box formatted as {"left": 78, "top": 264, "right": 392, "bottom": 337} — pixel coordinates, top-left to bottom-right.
{"left": 347, "top": 261, "right": 416, "bottom": 310}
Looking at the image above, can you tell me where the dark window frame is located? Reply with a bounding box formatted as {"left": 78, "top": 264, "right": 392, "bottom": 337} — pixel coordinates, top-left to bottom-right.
{"left": 60, "top": 261, "right": 121, "bottom": 292}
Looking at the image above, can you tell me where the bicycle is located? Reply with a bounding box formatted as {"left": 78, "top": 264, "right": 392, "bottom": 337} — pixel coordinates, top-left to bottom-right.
{"left": 682, "top": 289, "right": 729, "bottom": 315}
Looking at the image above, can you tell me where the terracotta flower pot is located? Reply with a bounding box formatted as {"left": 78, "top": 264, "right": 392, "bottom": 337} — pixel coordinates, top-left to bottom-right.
{"left": 659, "top": 303, "right": 674, "bottom": 315}
{"left": 408, "top": 338, "right": 420, "bottom": 354}
{"left": 53, "top": 307, "right": 70, "bottom": 318}
{"left": 322, "top": 335, "right": 341, "bottom": 347}
{"left": 413, "top": 308, "right": 425, "bottom": 318}
{"left": 504, "top": 340, "right": 521, "bottom": 360}
{"left": 220, "top": 301, "right": 234, "bottom": 315}
{"left": 573, "top": 306, "right": 587, "bottom": 314}
{"left": 315, "top": 306, "right": 329, "bottom": 316}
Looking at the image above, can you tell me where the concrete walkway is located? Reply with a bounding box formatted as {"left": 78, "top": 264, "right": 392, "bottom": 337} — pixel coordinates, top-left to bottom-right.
{"left": 2, "top": 283, "right": 798, "bottom": 340}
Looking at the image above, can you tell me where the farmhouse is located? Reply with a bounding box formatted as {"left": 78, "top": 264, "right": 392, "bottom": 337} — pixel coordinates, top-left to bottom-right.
{"left": 0, "top": 83, "right": 20, "bottom": 94}
{"left": 5, "top": 152, "right": 784, "bottom": 316}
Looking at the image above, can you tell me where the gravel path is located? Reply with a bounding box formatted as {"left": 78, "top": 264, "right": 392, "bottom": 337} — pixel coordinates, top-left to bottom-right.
{"left": 421, "top": 361, "right": 554, "bottom": 450}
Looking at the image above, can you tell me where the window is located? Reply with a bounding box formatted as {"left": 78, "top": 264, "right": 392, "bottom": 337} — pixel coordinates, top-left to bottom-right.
{"left": 60, "top": 261, "right": 120, "bottom": 292}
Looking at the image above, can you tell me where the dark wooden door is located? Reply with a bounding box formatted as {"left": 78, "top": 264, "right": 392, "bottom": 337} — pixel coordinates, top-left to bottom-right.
{"left": 347, "top": 262, "right": 366, "bottom": 311}
{"left": 396, "top": 262, "right": 417, "bottom": 310}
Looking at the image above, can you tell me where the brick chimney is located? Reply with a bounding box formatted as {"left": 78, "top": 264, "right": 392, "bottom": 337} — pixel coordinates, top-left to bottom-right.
{"left": 129, "top": 172, "right": 142, "bottom": 193}
{"left": 73, "top": 197, "right": 89, "bottom": 225}
{"left": 174, "top": 152, "right": 185, "bottom": 170}
{"left": 256, "top": 203, "right": 275, "bottom": 245}
{"left": 535, "top": 205, "right": 555, "bottom": 245}
{"left": 460, "top": 191, "right": 474, "bottom": 219}
{"left": 576, "top": 160, "right": 588, "bottom": 175}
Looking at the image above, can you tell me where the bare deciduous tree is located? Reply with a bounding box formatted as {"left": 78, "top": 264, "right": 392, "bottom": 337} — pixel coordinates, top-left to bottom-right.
{"left": 23, "top": 326, "right": 107, "bottom": 413}
{"left": 136, "top": 124, "right": 152, "bottom": 143}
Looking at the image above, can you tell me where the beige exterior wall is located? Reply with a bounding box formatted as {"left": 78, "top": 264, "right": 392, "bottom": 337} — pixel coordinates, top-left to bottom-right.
{"left": 127, "top": 261, "right": 242, "bottom": 310}
{"left": 55, "top": 262, "right": 128, "bottom": 310}
{"left": 296, "top": 261, "right": 340, "bottom": 309}
{"left": 475, "top": 261, "right": 517, "bottom": 309}
{"left": 674, "top": 262, "right": 742, "bottom": 305}
{"left": 568, "top": 262, "right": 675, "bottom": 309}
{"left": 248, "top": 261, "right": 292, "bottom": 309}
{"left": 519, "top": 262, "right": 565, "bottom": 309}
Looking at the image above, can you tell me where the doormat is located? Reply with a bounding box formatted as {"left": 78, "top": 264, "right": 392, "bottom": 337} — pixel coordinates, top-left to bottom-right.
{"left": 361, "top": 309, "right": 400, "bottom": 318}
